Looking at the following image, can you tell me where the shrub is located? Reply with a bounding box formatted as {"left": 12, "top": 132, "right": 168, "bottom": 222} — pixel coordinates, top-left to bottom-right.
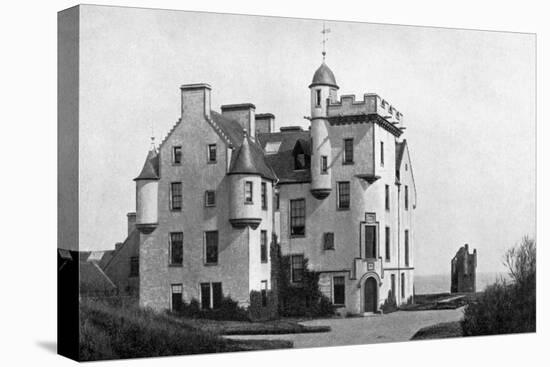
{"left": 462, "top": 236, "right": 536, "bottom": 336}
{"left": 381, "top": 290, "right": 398, "bottom": 314}
{"left": 173, "top": 297, "right": 249, "bottom": 321}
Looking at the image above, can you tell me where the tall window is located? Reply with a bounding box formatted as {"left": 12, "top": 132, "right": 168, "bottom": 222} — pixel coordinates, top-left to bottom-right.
{"left": 261, "top": 280, "right": 268, "bottom": 307}
{"left": 321, "top": 156, "right": 328, "bottom": 174}
{"left": 205, "top": 190, "right": 216, "bottom": 207}
{"left": 323, "top": 232, "right": 335, "bottom": 250}
{"left": 337, "top": 181, "right": 350, "bottom": 209}
{"left": 207, "top": 144, "right": 217, "bottom": 163}
{"left": 205, "top": 231, "right": 218, "bottom": 264}
{"left": 365, "top": 225, "right": 377, "bottom": 259}
{"left": 290, "top": 199, "right": 306, "bottom": 236}
{"left": 315, "top": 89, "right": 321, "bottom": 107}
{"left": 200, "top": 282, "right": 222, "bottom": 310}
{"left": 260, "top": 230, "right": 268, "bottom": 263}
{"left": 244, "top": 181, "right": 253, "bottom": 204}
{"left": 343, "top": 138, "right": 354, "bottom": 164}
{"left": 404, "top": 229, "right": 410, "bottom": 266}
{"left": 129, "top": 256, "right": 139, "bottom": 277}
{"left": 261, "top": 182, "right": 267, "bottom": 210}
{"left": 170, "top": 182, "right": 182, "bottom": 211}
{"left": 170, "top": 232, "right": 183, "bottom": 265}
{"left": 291, "top": 255, "right": 304, "bottom": 283}
{"left": 401, "top": 273, "right": 405, "bottom": 299}
{"left": 274, "top": 192, "right": 280, "bottom": 211}
{"left": 171, "top": 284, "right": 183, "bottom": 312}
{"left": 385, "top": 226, "right": 391, "bottom": 261}
{"left": 391, "top": 274, "right": 396, "bottom": 299}
{"left": 405, "top": 185, "right": 409, "bottom": 210}
{"left": 333, "top": 276, "right": 345, "bottom": 305}
{"left": 173, "top": 146, "right": 182, "bottom": 164}
{"left": 380, "top": 141, "right": 384, "bottom": 166}
{"left": 385, "top": 185, "right": 390, "bottom": 211}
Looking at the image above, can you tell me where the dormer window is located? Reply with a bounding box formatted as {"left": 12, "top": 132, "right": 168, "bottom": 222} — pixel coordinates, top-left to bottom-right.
{"left": 293, "top": 140, "right": 310, "bottom": 170}
{"left": 315, "top": 89, "right": 322, "bottom": 107}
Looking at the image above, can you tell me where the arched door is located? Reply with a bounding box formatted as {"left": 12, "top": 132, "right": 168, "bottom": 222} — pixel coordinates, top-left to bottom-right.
{"left": 364, "top": 277, "right": 378, "bottom": 313}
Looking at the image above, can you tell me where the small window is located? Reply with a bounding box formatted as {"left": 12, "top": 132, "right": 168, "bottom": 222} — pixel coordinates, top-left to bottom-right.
{"left": 200, "top": 283, "right": 210, "bottom": 310}
{"left": 321, "top": 156, "right": 328, "bottom": 174}
{"left": 212, "top": 282, "right": 222, "bottom": 309}
{"left": 291, "top": 254, "right": 304, "bottom": 283}
{"left": 261, "top": 280, "right": 268, "bottom": 307}
{"left": 380, "top": 141, "right": 384, "bottom": 166}
{"left": 205, "top": 190, "right": 216, "bottom": 207}
{"left": 173, "top": 146, "right": 182, "bottom": 165}
{"left": 343, "top": 139, "right": 354, "bottom": 164}
{"left": 404, "top": 230, "right": 410, "bottom": 267}
{"left": 170, "top": 232, "right": 183, "bottom": 265}
{"left": 129, "top": 256, "right": 139, "bottom": 277}
{"left": 333, "top": 276, "right": 345, "bottom": 305}
{"left": 265, "top": 141, "right": 282, "bottom": 154}
{"left": 261, "top": 182, "right": 267, "bottom": 210}
{"left": 294, "top": 153, "right": 308, "bottom": 170}
{"left": 315, "top": 89, "right": 322, "bottom": 107}
{"left": 260, "top": 230, "right": 268, "bottom": 263}
{"left": 405, "top": 185, "right": 409, "bottom": 210}
{"left": 323, "top": 232, "right": 335, "bottom": 250}
{"left": 200, "top": 282, "right": 222, "bottom": 309}
{"left": 205, "top": 231, "right": 218, "bottom": 264}
{"left": 385, "top": 227, "right": 391, "bottom": 261}
{"left": 290, "top": 199, "right": 306, "bottom": 236}
{"left": 244, "top": 181, "right": 253, "bottom": 204}
{"left": 274, "top": 192, "right": 280, "bottom": 211}
{"left": 170, "top": 182, "right": 182, "bottom": 211}
{"left": 171, "top": 284, "right": 183, "bottom": 312}
{"left": 401, "top": 273, "right": 405, "bottom": 299}
{"left": 337, "top": 181, "right": 350, "bottom": 210}
{"left": 385, "top": 185, "right": 390, "bottom": 211}
{"left": 207, "top": 144, "right": 217, "bottom": 163}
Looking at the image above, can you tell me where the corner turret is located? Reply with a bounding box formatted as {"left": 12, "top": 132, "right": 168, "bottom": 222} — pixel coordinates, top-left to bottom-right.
{"left": 133, "top": 144, "right": 159, "bottom": 234}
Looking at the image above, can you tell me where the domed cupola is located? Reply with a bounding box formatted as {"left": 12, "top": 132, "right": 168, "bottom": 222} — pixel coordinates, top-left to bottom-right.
{"left": 134, "top": 145, "right": 159, "bottom": 234}
{"left": 309, "top": 62, "right": 339, "bottom": 90}
{"left": 228, "top": 130, "right": 276, "bottom": 229}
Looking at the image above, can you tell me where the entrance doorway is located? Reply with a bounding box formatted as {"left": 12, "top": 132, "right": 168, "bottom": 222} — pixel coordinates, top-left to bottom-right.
{"left": 364, "top": 277, "right": 378, "bottom": 313}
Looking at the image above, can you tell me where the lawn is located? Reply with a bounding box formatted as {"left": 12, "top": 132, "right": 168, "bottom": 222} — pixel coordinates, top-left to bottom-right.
{"left": 172, "top": 317, "right": 331, "bottom": 335}
{"left": 411, "top": 321, "right": 463, "bottom": 340}
{"left": 79, "top": 299, "right": 292, "bottom": 361}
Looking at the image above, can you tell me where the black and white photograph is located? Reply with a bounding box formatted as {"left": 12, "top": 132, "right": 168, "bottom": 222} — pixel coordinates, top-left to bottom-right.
{"left": 2, "top": 1, "right": 547, "bottom": 366}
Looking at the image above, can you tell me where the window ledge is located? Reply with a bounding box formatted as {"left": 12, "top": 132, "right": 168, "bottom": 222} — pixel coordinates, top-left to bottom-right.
{"left": 169, "top": 264, "right": 183, "bottom": 268}
{"left": 204, "top": 262, "right": 218, "bottom": 266}
{"left": 290, "top": 234, "right": 306, "bottom": 239}
{"left": 342, "top": 161, "right": 354, "bottom": 165}
{"left": 337, "top": 207, "right": 350, "bottom": 211}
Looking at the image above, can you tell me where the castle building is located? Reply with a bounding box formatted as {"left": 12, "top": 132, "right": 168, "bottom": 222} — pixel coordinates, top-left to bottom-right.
{"left": 451, "top": 244, "right": 477, "bottom": 293}
{"left": 130, "top": 59, "right": 417, "bottom": 315}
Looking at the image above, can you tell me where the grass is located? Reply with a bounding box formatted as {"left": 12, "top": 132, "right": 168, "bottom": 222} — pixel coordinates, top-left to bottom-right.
{"left": 172, "top": 316, "right": 331, "bottom": 335}
{"left": 79, "top": 299, "right": 292, "bottom": 361}
{"left": 411, "top": 321, "right": 463, "bottom": 340}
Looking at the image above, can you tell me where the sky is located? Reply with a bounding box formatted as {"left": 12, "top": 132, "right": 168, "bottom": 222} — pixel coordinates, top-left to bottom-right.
{"left": 78, "top": 5, "right": 536, "bottom": 276}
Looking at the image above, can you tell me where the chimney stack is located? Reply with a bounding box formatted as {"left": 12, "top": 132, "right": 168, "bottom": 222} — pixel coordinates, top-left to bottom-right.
{"left": 221, "top": 103, "right": 256, "bottom": 139}
{"left": 127, "top": 212, "right": 136, "bottom": 236}
{"left": 255, "top": 113, "right": 275, "bottom": 134}
{"left": 180, "top": 83, "right": 211, "bottom": 119}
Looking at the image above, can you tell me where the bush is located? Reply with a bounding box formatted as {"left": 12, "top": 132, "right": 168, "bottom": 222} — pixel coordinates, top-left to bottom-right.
{"left": 462, "top": 236, "right": 536, "bottom": 336}
{"left": 381, "top": 290, "right": 398, "bottom": 314}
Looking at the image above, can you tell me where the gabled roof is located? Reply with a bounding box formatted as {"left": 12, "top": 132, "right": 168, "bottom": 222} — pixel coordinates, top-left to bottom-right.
{"left": 228, "top": 133, "right": 277, "bottom": 181}
{"left": 134, "top": 149, "right": 159, "bottom": 181}
{"left": 103, "top": 229, "right": 140, "bottom": 271}
{"left": 257, "top": 130, "right": 312, "bottom": 184}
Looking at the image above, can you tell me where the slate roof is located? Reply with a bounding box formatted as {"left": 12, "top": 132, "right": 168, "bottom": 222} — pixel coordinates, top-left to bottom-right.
{"left": 210, "top": 110, "right": 245, "bottom": 147}
{"left": 228, "top": 134, "right": 277, "bottom": 181}
{"left": 134, "top": 149, "right": 159, "bottom": 181}
{"left": 309, "top": 62, "right": 339, "bottom": 89}
{"left": 257, "top": 130, "right": 312, "bottom": 184}
{"left": 80, "top": 261, "right": 117, "bottom": 295}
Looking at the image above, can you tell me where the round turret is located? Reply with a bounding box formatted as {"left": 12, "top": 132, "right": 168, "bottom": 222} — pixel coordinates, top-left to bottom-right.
{"left": 134, "top": 148, "right": 159, "bottom": 234}
{"left": 309, "top": 62, "right": 337, "bottom": 199}
{"left": 228, "top": 130, "right": 276, "bottom": 229}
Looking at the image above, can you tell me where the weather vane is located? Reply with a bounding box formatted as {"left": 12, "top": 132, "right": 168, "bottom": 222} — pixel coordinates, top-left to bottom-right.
{"left": 321, "top": 22, "right": 331, "bottom": 61}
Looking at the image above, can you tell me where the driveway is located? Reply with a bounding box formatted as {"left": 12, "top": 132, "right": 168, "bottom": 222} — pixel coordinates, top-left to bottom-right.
{"left": 227, "top": 307, "right": 464, "bottom": 348}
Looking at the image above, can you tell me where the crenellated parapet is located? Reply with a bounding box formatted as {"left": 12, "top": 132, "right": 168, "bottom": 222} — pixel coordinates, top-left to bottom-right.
{"left": 327, "top": 93, "right": 404, "bottom": 127}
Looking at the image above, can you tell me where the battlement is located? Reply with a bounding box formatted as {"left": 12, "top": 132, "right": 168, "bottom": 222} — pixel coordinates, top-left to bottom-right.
{"left": 327, "top": 93, "right": 404, "bottom": 126}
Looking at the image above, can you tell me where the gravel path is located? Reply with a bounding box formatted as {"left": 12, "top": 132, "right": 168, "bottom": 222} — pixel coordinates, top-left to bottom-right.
{"left": 227, "top": 307, "right": 465, "bottom": 348}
